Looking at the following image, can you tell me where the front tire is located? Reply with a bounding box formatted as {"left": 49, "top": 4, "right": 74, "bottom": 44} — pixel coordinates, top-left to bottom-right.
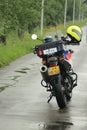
{"left": 54, "top": 83, "right": 67, "bottom": 109}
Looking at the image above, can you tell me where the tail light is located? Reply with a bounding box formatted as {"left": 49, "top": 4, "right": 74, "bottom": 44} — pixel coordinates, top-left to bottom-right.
{"left": 48, "top": 57, "right": 58, "bottom": 67}
{"left": 49, "top": 61, "right": 58, "bottom": 67}
{"left": 38, "top": 50, "right": 43, "bottom": 56}
{"left": 50, "top": 63, "right": 57, "bottom": 67}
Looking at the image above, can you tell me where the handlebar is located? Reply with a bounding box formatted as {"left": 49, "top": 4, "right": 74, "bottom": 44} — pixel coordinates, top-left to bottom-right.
{"left": 33, "top": 35, "right": 80, "bottom": 58}
{"left": 64, "top": 40, "right": 80, "bottom": 45}
{"left": 61, "top": 36, "right": 80, "bottom": 45}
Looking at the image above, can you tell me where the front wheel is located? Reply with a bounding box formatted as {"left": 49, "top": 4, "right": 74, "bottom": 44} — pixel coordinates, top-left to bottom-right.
{"left": 54, "top": 83, "right": 67, "bottom": 109}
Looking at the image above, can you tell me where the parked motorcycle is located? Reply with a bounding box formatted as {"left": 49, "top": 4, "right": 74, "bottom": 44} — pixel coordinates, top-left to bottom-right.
{"left": 31, "top": 25, "right": 82, "bottom": 109}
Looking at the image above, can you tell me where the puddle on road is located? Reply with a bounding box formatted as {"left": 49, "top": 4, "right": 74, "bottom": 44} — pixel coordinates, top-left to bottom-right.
{"left": 15, "top": 70, "right": 27, "bottom": 73}
{"left": 0, "top": 84, "right": 10, "bottom": 92}
{"left": 30, "top": 121, "right": 73, "bottom": 130}
{"left": 0, "top": 66, "right": 36, "bottom": 92}
{"left": 11, "top": 75, "right": 21, "bottom": 81}
{"left": 14, "top": 63, "right": 40, "bottom": 74}
{"left": 0, "top": 67, "right": 31, "bottom": 92}
{"left": 15, "top": 67, "right": 30, "bottom": 74}
{"left": 39, "top": 122, "right": 73, "bottom": 130}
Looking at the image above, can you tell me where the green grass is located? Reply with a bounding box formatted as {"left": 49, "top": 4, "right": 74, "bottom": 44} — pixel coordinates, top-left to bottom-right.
{"left": 0, "top": 33, "right": 38, "bottom": 67}
{"left": 0, "top": 19, "right": 87, "bottom": 68}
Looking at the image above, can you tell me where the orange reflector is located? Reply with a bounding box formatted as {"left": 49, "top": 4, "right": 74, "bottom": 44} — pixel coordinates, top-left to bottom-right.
{"left": 59, "top": 57, "right": 64, "bottom": 60}
{"left": 42, "top": 60, "right": 46, "bottom": 65}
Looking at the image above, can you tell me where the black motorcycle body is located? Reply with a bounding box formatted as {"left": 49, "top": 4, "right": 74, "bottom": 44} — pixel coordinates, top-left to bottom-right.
{"left": 33, "top": 39, "right": 77, "bottom": 109}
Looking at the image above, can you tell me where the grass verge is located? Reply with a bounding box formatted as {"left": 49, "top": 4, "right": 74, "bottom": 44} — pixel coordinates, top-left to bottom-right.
{"left": 0, "top": 19, "right": 87, "bottom": 68}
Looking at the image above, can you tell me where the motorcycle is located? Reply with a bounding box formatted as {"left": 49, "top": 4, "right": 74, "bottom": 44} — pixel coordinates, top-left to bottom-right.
{"left": 32, "top": 34, "right": 78, "bottom": 109}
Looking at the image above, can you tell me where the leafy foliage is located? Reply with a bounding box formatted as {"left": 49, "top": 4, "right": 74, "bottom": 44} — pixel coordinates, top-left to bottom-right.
{"left": 0, "top": 0, "right": 87, "bottom": 36}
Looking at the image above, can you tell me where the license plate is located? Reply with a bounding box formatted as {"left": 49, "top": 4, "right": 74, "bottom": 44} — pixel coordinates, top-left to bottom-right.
{"left": 48, "top": 66, "right": 60, "bottom": 76}
{"left": 43, "top": 48, "right": 57, "bottom": 55}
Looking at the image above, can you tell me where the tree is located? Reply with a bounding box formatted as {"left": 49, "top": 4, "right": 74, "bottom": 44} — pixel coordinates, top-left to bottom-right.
{"left": 0, "top": 0, "right": 87, "bottom": 39}
{"left": 44, "top": 0, "right": 64, "bottom": 26}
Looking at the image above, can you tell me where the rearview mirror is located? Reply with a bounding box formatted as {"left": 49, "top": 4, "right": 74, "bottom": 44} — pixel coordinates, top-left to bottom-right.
{"left": 31, "top": 34, "right": 37, "bottom": 40}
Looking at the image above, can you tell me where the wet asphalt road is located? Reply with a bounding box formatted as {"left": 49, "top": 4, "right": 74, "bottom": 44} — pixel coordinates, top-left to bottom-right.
{"left": 0, "top": 27, "right": 87, "bottom": 130}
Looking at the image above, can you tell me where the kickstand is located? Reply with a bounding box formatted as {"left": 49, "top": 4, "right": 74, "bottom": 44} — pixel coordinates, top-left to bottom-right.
{"left": 47, "top": 94, "right": 53, "bottom": 103}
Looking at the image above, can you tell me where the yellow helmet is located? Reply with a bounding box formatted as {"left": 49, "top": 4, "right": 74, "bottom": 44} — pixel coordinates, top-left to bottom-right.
{"left": 66, "top": 25, "right": 82, "bottom": 42}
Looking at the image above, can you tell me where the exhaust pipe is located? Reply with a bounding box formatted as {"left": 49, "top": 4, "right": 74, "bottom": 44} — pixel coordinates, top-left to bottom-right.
{"left": 40, "top": 65, "right": 49, "bottom": 82}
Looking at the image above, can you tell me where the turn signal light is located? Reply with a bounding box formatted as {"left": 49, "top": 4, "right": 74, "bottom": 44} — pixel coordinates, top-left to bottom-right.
{"left": 42, "top": 60, "right": 46, "bottom": 65}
